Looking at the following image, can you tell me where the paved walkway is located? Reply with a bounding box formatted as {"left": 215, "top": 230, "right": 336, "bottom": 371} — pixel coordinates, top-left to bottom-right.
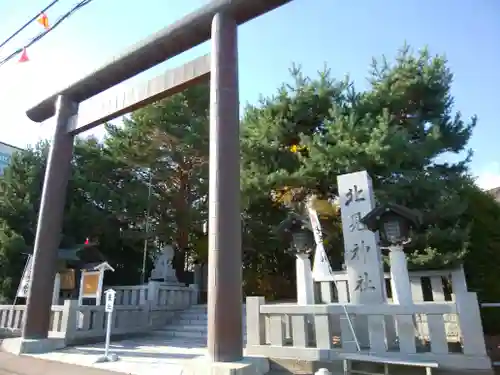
{"left": 3, "top": 336, "right": 494, "bottom": 375}
{"left": 5, "top": 336, "right": 208, "bottom": 375}
{"left": 0, "top": 351, "right": 121, "bottom": 375}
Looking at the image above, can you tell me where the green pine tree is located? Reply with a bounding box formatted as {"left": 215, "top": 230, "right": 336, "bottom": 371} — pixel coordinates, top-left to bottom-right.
{"left": 105, "top": 84, "right": 210, "bottom": 279}
{"left": 0, "top": 139, "right": 149, "bottom": 295}
{"left": 0, "top": 220, "right": 27, "bottom": 302}
{"left": 241, "top": 46, "right": 476, "bottom": 269}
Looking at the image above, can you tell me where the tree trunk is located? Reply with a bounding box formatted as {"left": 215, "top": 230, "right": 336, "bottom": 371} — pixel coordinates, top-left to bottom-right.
{"left": 173, "top": 247, "right": 187, "bottom": 282}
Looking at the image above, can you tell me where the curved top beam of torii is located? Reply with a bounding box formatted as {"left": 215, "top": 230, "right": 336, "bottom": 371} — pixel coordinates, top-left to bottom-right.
{"left": 26, "top": 0, "right": 293, "bottom": 123}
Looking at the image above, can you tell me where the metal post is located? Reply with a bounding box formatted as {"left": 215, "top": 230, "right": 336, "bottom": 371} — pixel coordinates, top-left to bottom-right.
{"left": 104, "top": 308, "right": 112, "bottom": 358}
{"left": 207, "top": 12, "right": 242, "bottom": 362}
{"left": 22, "top": 95, "right": 76, "bottom": 339}
{"left": 96, "top": 289, "right": 118, "bottom": 363}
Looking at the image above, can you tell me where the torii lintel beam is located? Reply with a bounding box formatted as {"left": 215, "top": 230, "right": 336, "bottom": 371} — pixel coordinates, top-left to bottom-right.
{"left": 68, "top": 54, "right": 210, "bottom": 135}
{"left": 26, "top": 0, "right": 292, "bottom": 123}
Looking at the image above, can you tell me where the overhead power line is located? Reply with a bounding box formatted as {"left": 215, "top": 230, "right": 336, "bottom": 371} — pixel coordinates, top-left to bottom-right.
{"left": 0, "top": 0, "right": 97, "bottom": 68}
{"left": 0, "top": 0, "right": 61, "bottom": 51}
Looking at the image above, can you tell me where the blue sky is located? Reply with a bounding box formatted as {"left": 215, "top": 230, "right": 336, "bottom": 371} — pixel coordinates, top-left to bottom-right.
{"left": 0, "top": 0, "right": 499, "bottom": 188}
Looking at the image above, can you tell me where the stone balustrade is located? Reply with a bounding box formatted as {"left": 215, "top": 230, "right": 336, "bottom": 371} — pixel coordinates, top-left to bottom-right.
{"left": 0, "top": 282, "right": 198, "bottom": 344}
{"left": 317, "top": 268, "right": 468, "bottom": 342}
{"left": 0, "top": 304, "right": 66, "bottom": 338}
{"left": 245, "top": 292, "right": 490, "bottom": 370}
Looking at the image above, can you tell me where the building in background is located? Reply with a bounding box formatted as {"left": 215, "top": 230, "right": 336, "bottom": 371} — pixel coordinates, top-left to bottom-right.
{"left": 0, "top": 141, "right": 23, "bottom": 176}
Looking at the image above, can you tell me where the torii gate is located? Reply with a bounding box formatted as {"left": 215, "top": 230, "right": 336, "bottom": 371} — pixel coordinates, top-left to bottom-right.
{"left": 21, "top": 0, "right": 293, "bottom": 363}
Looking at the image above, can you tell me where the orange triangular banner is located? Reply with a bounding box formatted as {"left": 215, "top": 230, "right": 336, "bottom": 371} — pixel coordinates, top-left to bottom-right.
{"left": 18, "top": 48, "right": 29, "bottom": 63}
{"left": 37, "top": 13, "right": 49, "bottom": 29}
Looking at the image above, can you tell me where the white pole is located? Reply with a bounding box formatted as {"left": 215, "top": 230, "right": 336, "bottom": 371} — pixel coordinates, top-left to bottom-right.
{"left": 12, "top": 254, "right": 31, "bottom": 308}
{"left": 389, "top": 244, "right": 412, "bottom": 305}
{"left": 78, "top": 271, "right": 85, "bottom": 306}
{"left": 96, "top": 270, "right": 104, "bottom": 306}
{"left": 104, "top": 308, "right": 112, "bottom": 358}
{"left": 96, "top": 289, "right": 118, "bottom": 363}
{"left": 296, "top": 253, "right": 315, "bottom": 305}
{"left": 141, "top": 167, "right": 153, "bottom": 285}
{"left": 52, "top": 273, "right": 61, "bottom": 305}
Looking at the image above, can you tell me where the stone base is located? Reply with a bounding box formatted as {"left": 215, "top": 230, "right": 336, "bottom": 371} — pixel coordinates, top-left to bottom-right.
{"left": 95, "top": 353, "right": 119, "bottom": 363}
{"left": 183, "top": 355, "right": 269, "bottom": 375}
{"left": 1, "top": 337, "right": 66, "bottom": 355}
{"left": 149, "top": 279, "right": 184, "bottom": 286}
{"left": 164, "top": 282, "right": 185, "bottom": 286}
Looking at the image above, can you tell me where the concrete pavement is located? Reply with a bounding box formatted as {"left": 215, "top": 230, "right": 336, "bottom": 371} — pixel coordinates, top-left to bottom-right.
{"left": 16, "top": 336, "right": 207, "bottom": 375}
{"left": 0, "top": 351, "right": 120, "bottom": 375}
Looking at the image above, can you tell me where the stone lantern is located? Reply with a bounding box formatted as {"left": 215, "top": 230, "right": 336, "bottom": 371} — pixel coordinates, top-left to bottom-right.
{"left": 361, "top": 203, "right": 422, "bottom": 305}
{"left": 277, "top": 213, "right": 316, "bottom": 305}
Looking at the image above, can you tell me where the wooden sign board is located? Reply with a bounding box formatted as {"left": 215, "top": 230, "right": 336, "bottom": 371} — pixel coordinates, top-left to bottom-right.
{"left": 78, "top": 262, "right": 115, "bottom": 305}
{"left": 60, "top": 268, "right": 76, "bottom": 290}
{"left": 81, "top": 271, "right": 100, "bottom": 296}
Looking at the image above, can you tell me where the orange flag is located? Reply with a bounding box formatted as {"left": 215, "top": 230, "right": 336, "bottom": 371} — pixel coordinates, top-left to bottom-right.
{"left": 37, "top": 12, "right": 49, "bottom": 29}
{"left": 18, "top": 48, "right": 29, "bottom": 63}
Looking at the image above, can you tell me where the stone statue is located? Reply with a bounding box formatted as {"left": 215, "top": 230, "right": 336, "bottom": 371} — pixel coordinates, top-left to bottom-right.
{"left": 149, "top": 245, "right": 179, "bottom": 284}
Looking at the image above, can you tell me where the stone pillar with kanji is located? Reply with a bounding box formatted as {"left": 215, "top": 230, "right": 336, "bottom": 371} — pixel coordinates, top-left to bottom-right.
{"left": 337, "top": 170, "right": 386, "bottom": 304}
{"left": 337, "top": 171, "right": 388, "bottom": 347}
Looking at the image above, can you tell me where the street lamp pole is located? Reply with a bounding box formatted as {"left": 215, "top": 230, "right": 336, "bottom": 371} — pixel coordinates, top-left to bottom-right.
{"left": 141, "top": 168, "right": 153, "bottom": 285}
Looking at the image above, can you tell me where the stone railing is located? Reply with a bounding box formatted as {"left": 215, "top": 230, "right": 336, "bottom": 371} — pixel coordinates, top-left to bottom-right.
{"left": 245, "top": 291, "right": 491, "bottom": 371}
{"left": 107, "top": 282, "right": 198, "bottom": 307}
{"left": 0, "top": 282, "right": 198, "bottom": 344}
{"left": 318, "top": 268, "right": 466, "bottom": 341}
{"left": 0, "top": 304, "right": 69, "bottom": 338}
{"left": 323, "top": 268, "right": 467, "bottom": 303}
{"left": 68, "top": 301, "right": 185, "bottom": 344}
{"left": 109, "top": 285, "right": 144, "bottom": 306}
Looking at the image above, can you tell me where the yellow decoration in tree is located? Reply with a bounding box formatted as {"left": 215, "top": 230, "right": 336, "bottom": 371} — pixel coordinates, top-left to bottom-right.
{"left": 310, "top": 197, "right": 339, "bottom": 217}
{"left": 289, "top": 144, "right": 307, "bottom": 153}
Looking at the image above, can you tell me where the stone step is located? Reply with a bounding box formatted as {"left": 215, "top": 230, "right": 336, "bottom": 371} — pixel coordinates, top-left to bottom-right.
{"left": 181, "top": 305, "right": 246, "bottom": 313}
{"left": 168, "top": 324, "right": 247, "bottom": 333}
{"left": 174, "top": 324, "right": 208, "bottom": 332}
{"left": 177, "top": 318, "right": 206, "bottom": 325}
{"left": 175, "top": 317, "right": 246, "bottom": 326}
{"left": 176, "top": 315, "right": 246, "bottom": 323}
{"left": 184, "top": 307, "right": 207, "bottom": 312}
{"left": 154, "top": 328, "right": 207, "bottom": 339}
{"left": 177, "top": 314, "right": 208, "bottom": 321}
{"left": 152, "top": 337, "right": 208, "bottom": 348}
{"left": 150, "top": 304, "right": 248, "bottom": 341}
{"left": 189, "top": 304, "right": 246, "bottom": 308}
{"left": 152, "top": 330, "right": 249, "bottom": 342}
{"left": 174, "top": 320, "right": 207, "bottom": 326}
{"left": 180, "top": 309, "right": 246, "bottom": 313}
{"left": 177, "top": 312, "right": 246, "bottom": 317}
{"left": 179, "top": 310, "right": 246, "bottom": 316}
